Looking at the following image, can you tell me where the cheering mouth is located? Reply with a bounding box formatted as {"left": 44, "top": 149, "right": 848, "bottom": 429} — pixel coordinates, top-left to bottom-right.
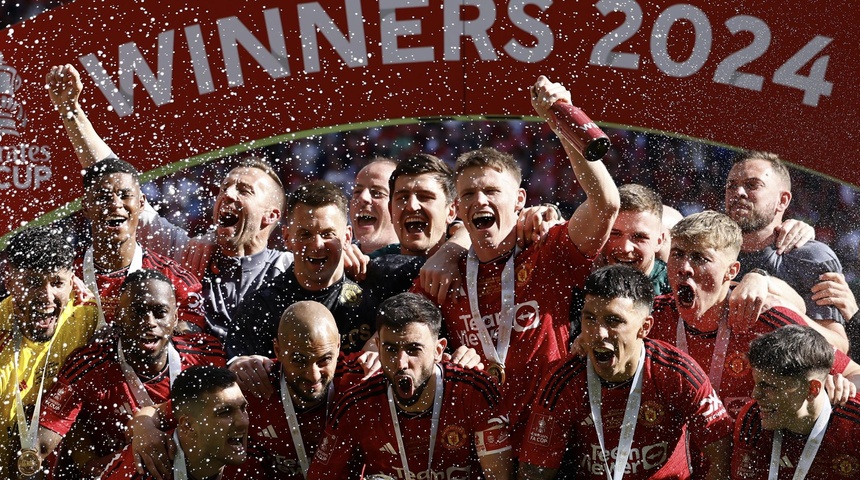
{"left": 472, "top": 211, "right": 496, "bottom": 230}
{"left": 404, "top": 215, "right": 429, "bottom": 235}
{"left": 676, "top": 284, "right": 695, "bottom": 308}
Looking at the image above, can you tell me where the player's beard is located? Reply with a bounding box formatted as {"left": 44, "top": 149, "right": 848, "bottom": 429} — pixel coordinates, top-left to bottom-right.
{"left": 728, "top": 199, "right": 777, "bottom": 234}
{"left": 390, "top": 367, "right": 433, "bottom": 408}
{"left": 287, "top": 375, "right": 332, "bottom": 406}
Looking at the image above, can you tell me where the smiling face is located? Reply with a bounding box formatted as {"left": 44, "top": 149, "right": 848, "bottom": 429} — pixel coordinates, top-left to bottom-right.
{"left": 580, "top": 295, "right": 652, "bottom": 382}
{"left": 391, "top": 173, "right": 456, "bottom": 257}
{"left": 603, "top": 210, "right": 664, "bottom": 275}
{"left": 116, "top": 278, "right": 177, "bottom": 372}
{"left": 377, "top": 322, "right": 446, "bottom": 407}
{"left": 724, "top": 159, "right": 790, "bottom": 234}
{"left": 285, "top": 203, "right": 351, "bottom": 291}
{"left": 456, "top": 166, "right": 525, "bottom": 261}
{"left": 668, "top": 237, "right": 739, "bottom": 325}
{"left": 350, "top": 161, "right": 397, "bottom": 253}
{"left": 82, "top": 172, "right": 144, "bottom": 247}
{"left": 5, "top": 267, "right": 74, "bottom": 342}
{"left": 751, "top": 368, "right": 814, "bottom": 432}
{"left": 187, "top": 384, "right": 250, "bottom": 468}
{"left": 275, "top": 327, "right": 340, "bottom": 409}
{"left": 213, "top": 166, "right": 281, "bottom": 257}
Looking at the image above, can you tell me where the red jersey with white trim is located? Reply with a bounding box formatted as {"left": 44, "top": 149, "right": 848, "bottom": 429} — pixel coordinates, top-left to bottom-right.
{"left": 78, "top": 247, "right": 207, "bottom": 329}
{"left": 732, "top": 397, "right": 860, "bottom": 479}
{"left": 307, "top": 362, "right": 511, "bottom": 480}
{"left": 650, "top": 297, "right": 851, "bottom": 416}
{"left": 411, "top": 222, "right": 592, "bottom": 454}
{"left": 223, "top": 352, "right": 368, "bottom": 480}
{"left": 520, "top": 338, "right": 733, "bottom": 478}
{"left": 39, "top": 334, "right": 225, "bottom": 459}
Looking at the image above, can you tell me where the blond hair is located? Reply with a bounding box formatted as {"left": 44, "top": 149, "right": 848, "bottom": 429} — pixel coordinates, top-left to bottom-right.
{"left": 671, "top": 210, "right": 742, "bottom": 259}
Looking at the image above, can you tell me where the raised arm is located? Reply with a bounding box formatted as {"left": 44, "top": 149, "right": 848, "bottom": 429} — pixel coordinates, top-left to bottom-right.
{"left": 45, "top": 64, "right": 113, "bottom": 167}
{"left": 530, "top": 76, "right": 619, "bottom": 258}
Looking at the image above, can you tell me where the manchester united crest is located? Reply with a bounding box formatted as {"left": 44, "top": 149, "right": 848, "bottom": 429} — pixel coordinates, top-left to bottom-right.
{"left": 726, "top": 352, "right": 748, "bottom": 377}
{"left": 441, "top": 425, "right": 467, "bottom": 450}
{"left": 516, "top": 264, "right": 531, "bottom": 284}
{"left": 832, "top": 454, "right": 860, "bottom": 477}
{"left": 638, "top": 401, "right": 665, "bottom": 426}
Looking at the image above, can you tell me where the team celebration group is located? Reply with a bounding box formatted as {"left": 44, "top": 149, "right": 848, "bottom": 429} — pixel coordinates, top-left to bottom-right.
{"left": 1, "top": 65, "right": 858, "bottom": 480}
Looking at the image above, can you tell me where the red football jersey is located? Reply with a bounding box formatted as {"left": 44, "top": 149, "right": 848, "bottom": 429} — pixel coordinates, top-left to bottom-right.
{"left": 650, "top": 298, "right": 851, "bottom": 415}
{"left": 732, "top": 398, "right": 860, "bottom": 479}
{"left": 79, "top": 247, "right": 207, "bottom": 329}
{"left": 412, "top": 223, "right": 592, "bottom": 454}
{"left": 40, "top": 334, "right": 225, "bottom": 459}
{"left": 100, "top": 437, "right": 173, "bottom": 480}
{"left": 225, "top": 353, "right": 368, "bottom": 479}
{"left": 308, "top": 362, "right": 511, "bottom": 479}
{"left": 520, "top": 338, "right": 734, "bottom": 478}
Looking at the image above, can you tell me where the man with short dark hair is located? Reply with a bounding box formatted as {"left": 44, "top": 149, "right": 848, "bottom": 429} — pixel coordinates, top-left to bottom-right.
{"left": 519, "top": 265, "right": 733, "bottom": 479}
{"left": 361, "top": 154, "right": 462, "bottom": 302}
{"left": 228, "top": 181, "right": 376, "bottom": 357}
{"left": 308, "top": 292, "right": 512, "bottom": 479}
{"left": 35, "top": 270, "right": 225, "bottom": 477}
{"left": 0, "top": 226, "right": 98, "bottom": 478}
{"left": 46, "top": 64, "right": 292, "bottom": 342}
{"left": 78, "top": 157, "right": 207, "bottom": 332}
{"left": 732, "top": 326, "right": 860, "bottom": 480}
{"left": 101, "top": 365, "right": 250, "bottom": 479}
{"left": 724, "top": 150, "right": 846, "bottom": 341}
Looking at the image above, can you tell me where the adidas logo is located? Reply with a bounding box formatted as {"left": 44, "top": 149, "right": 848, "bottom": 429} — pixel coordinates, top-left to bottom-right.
{"left": 580, "top": 416, "right": 594, "bottom": 427}
{"left": 257, "top": 425, "right": 279, "bottom": 439}
{"left": 379, "top": 442, "right": 397, "bottom": 455}
{"left": 780, "top": 455, "right": 794, "bottom": 468}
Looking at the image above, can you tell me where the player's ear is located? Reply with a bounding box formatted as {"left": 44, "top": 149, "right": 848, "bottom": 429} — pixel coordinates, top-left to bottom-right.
{"left": 272, "top": 338, "right": 281, "bottom": 361}
{"left": 516, "top": 188, "right": 527, "bottom": 212}
{"left": 435, "top": 337, "right": 447, "bottom": 362}
{"left": 178, "top": 414, "right": 193, "bottom": 433}
{"left": 639, "top": 314, "right": 653, "bottom": 339}
{"left": 808, "top": 378, "right": 823, "bottom": 399}
{"left": 725, "top": 261, "right": 740, "bottom": 282}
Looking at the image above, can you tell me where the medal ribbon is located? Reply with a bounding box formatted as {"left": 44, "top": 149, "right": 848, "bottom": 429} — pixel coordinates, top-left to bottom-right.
{"left": 387, "top": 365, "right": 444, "bottom": 477}
{"left": 768, "top": 401, "right": 831, "bottom": 480}
{"left": 675, "top": 310, "right": 731, "bottom": 392}
{"left": 173, "top": 430, "right": 188, "bottom": 480}
{"left": 117, "top": 339, "right": 181, "bottom": 409}
{"left": 587, "top": 345, "right": 646, "bottom": 480}
{"left": 83, "top": 242, "right": 143, "bottom": 328}
{"left": 465, "top": 247, "right": 519, "bottom": 366}
{"left": 12, "top": 326, "right": 54, "bottom": 456}
{"left": 279, "top": 372, "right": 334, "bottom": 478}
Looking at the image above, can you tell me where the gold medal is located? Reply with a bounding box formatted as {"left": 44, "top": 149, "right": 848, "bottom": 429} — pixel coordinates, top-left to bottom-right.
{"left": 17, "top": 448, "right": 41, "bottom": 477}
{"left": 487, "top": 362, "right": 506, "bottom": 385}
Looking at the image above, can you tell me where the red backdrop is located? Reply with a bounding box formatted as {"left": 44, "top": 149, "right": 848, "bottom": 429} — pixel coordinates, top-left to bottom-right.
{"left": 0, "top": 0, "right": 856, "bottom": 238}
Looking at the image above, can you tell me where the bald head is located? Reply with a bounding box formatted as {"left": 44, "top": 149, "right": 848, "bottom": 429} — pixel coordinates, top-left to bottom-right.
{"left": 277, "top": 301, "right": 340, "bottom": 352}
{"left": 276, "top": 301, "right": 342, "bottom": 408}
